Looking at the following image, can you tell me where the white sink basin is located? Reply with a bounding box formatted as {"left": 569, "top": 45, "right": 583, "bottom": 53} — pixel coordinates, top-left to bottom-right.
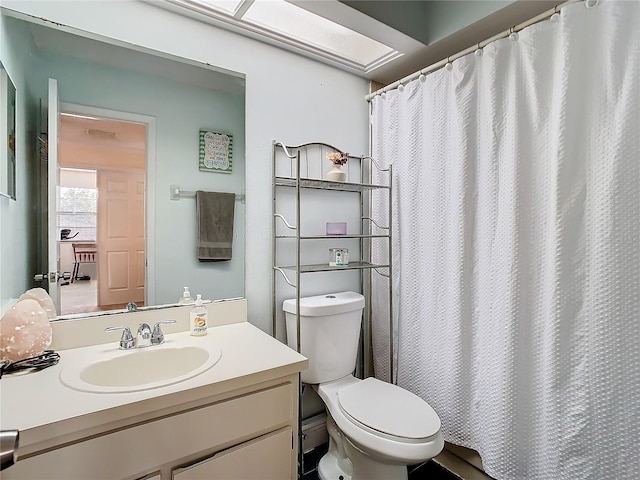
{"left": 60, "top": 343, "right": 222, "bottom": 393}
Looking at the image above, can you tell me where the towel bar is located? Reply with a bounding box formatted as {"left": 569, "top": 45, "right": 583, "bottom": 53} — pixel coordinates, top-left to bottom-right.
{"left": 170, "top": 185, "right": 245, "bottom": 203}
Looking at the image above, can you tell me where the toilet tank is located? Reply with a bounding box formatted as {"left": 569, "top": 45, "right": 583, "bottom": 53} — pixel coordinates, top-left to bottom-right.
{"left": 283, "top": 291, "right": 365, "bottom": 384}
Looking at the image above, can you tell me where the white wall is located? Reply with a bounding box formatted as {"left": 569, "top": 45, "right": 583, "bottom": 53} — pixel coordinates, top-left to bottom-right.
{"left": 0, "top": 12, "right": 37, "bottom": 312}
{"left": 1, "top": 1, "right": 371, "bottom": 332}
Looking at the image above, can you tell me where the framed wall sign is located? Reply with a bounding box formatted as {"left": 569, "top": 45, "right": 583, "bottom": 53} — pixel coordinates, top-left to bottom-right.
{"left": 199, "top": 129, "right": 233, "bottom": 173}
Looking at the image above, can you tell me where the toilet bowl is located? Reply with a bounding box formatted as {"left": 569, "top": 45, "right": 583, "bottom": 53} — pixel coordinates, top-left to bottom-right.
{"left": 315, "top": 375, "right": 443, "bottom": 479}
{"left": 283, "top": 292, "right": 444, "bottom": 480}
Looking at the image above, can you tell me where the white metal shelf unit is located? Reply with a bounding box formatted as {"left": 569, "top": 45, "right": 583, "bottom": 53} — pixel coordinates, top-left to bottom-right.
{"left": 271, "top": 141, "right": 393, "bottom": 381}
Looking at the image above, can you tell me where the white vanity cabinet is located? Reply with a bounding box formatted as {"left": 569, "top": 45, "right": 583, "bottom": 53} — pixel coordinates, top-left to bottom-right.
{"left": 2, "top": 375, "right": 299, "bottom": 480}
{"left": 0, "top": 316, "right": 307, "bottom": 480}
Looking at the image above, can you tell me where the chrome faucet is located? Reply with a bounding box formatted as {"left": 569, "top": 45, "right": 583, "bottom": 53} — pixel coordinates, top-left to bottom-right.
{"left": 136, "top": 323, "right": 152, "bottom": 348}
{"left": 105, "top": 320, "right": 177, "bottom": 349}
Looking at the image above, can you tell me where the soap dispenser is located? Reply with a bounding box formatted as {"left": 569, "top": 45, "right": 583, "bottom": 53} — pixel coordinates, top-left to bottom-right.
{"left": 178, "top": 287, "right": 194, "bottom": 305}
{"left": 190, "top": 294, "right": 208, "bottom": 336}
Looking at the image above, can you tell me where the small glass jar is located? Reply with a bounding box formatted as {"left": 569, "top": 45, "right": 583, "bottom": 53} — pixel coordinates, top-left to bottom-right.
{"left": 329, "top": 248, "right": 349, "bottom": 266}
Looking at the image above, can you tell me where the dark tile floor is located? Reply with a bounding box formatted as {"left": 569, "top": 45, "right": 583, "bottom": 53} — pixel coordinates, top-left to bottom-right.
{"left": 409, "top": 461, "right": 462, "bottom": 480}
{"left": 301, "top": 445, "right": 461, "bottom": 480}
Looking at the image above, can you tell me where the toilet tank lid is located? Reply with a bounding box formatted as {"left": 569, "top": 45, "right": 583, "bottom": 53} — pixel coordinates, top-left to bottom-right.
{"left": 283, "top": 291, "right": 365, "bottom": 317}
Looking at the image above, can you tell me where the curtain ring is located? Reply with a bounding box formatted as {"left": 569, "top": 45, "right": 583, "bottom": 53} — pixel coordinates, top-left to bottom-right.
{"left": 550, "top": 5, "right": 561, "bottom": 23}
{"left": 509, "top": 26, "right": 519, "bottom": 42}
{"left": 445, "top": 56, "right": 453, "bottom": 71}
{"left": 475, "top": 42, "right": 483, "bottom": 57}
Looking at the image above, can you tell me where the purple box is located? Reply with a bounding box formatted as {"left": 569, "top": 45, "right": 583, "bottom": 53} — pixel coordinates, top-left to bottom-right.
{"left": 326, "top": 222, "right": 347, "bottom": 235}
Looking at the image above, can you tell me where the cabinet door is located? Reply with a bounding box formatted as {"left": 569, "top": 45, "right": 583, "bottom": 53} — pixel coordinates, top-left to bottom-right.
{"left": 172, "top": 427, "right": 292, "bottom": 480}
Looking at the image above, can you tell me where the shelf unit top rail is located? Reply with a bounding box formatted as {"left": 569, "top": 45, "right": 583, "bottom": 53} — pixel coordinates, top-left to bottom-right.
{"left": 273, "top": 140, "right": 391, "bottom": 174}
{"left": 276, "top": 261, "right": 390, "bottom": 273}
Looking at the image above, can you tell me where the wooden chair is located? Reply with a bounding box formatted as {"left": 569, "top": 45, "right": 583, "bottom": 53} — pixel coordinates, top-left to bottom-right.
{"left": 71, "top": 242, "right": 97, "bottom": 283}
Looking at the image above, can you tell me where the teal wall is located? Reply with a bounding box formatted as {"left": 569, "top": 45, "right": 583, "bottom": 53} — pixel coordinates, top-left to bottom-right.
{"left": 340, "top": 0, "right": 430, "bottom": 44}
{"left": 424, "top": 1, "right": 510, "bottom": 44}
{"left": 341, "top": 0, "right": 512, "bottom": 45}
{"left": 0, "top": 14, "right": 38, "bottom": 311}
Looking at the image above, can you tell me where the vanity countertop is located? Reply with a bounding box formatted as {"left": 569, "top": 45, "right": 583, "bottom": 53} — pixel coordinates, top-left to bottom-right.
{"left": 0, "top": 321, "right": 307, "bottom": 458}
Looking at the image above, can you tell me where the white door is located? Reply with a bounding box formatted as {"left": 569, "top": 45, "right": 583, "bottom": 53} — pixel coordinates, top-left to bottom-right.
{"left": 97, "top": 170, "right": 145, "bottom": 307}
{"left": 47, "top": 78, "right": 61, "bottom": 312}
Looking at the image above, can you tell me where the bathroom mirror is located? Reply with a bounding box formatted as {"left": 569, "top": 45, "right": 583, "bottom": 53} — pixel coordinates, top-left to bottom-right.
{"left": 1, "top": 13, "right": 246, "bottom": 319}
{"left": 0, "top": 61, "right": 16, "bottom": 199}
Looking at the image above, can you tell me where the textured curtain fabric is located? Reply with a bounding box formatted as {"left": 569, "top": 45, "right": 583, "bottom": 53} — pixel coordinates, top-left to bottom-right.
{"left": 370, "top": 1, "right": 639, "bottom": 479}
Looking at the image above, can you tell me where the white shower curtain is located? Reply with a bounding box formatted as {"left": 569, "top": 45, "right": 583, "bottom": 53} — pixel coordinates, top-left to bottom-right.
{"left": 371, "top": 1, "right": 639, "bottom": 479}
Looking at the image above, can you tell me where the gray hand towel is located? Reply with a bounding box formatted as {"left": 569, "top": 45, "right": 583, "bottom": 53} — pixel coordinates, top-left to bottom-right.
{"left": 196, "top": 191, "right": 235, "bottom": 261}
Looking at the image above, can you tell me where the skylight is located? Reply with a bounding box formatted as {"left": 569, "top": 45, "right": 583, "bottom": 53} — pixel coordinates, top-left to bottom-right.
{"left": 242, "top": 1, "right": 394, "bottom": 66}
{"left": 178, "top": 0, "right": 400, "bottom": 72}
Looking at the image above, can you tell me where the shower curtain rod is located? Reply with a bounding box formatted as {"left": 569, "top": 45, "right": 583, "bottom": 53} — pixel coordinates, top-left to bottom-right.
{"left": 365, "top": 0, "right": 585, "bottom": 101}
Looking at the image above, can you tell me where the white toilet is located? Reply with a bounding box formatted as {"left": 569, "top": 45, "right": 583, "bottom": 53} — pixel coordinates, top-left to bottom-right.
{"left": 284, "top": 291, "right": 444, "bottom": 480}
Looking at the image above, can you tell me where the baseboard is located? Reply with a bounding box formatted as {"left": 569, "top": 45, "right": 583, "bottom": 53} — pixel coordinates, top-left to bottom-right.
{"left": 445, "top": 443, "right": 485, "bottom": 472}
{"left": 433, "top": 443, "right": 495, "bottom": 480}
{"left": 302, "top": 413, "right": 328, "bottom": 453}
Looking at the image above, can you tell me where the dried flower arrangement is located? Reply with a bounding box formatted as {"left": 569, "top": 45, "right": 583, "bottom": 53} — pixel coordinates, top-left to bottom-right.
{"left": 326, "top": 151, "right": 349, "bottom": 166}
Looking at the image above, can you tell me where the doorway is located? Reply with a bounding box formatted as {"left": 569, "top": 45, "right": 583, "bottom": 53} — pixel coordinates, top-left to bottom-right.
{"left": 57, "top": 111, "right": 148, "bottom": 316}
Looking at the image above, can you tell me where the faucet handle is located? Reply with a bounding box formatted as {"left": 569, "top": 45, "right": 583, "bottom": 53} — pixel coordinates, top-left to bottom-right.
{"left": 105, "top": 326, "right": 135, "bottom": 349}
{"left": 151, "top": 320, "right": 177, "bottom": 345}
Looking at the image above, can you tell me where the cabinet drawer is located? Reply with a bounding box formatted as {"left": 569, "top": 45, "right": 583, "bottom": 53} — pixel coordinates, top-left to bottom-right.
{"left": 3, "top": 383, "right": 294, "bottom": 480}
{"left": 172, "top": 427, "right": 292, "bottom": 480}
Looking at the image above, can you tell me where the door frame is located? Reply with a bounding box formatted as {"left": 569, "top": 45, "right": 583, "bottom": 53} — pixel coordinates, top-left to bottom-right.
{"left": 59, "top": 102, "right": 157, "bottom": 306}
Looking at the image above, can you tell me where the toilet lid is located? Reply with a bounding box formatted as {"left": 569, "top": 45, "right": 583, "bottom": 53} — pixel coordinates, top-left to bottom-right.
{"left": 337, "top": 377, "right": 441, "bottom": 439}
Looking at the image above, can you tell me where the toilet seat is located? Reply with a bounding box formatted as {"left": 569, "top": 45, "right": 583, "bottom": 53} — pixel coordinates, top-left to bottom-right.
{"left": 316, "top": 375, "right": 444, "bottom": 465}
{"left": 337, "top": 377, "right": 441, "bottom": 441}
